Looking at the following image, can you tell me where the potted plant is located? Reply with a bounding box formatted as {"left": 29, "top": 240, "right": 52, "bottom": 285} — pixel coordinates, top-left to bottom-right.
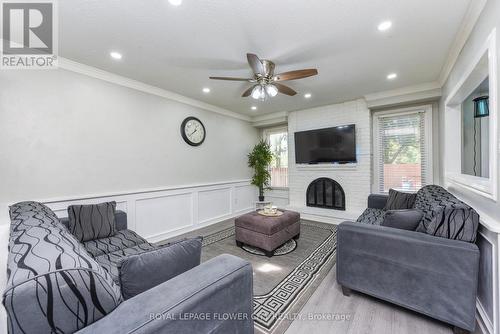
{"left": 248, "top": 140, "right": 273, "bottom": 202}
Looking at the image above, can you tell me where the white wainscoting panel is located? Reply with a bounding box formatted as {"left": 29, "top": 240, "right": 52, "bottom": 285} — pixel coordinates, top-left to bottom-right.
{"left": 42, "top": 180, "right": 256, "bottom": 243}
{"left": 135, "top": 193, "right": 193, "bottom": 240}
{"left": 235, "top": 185, "right": 258, "bottom": 212}
{"left": 198, "top": 187, "right": 232, "bottom": 224}
{"left": 476, "top": 223, "right": 499, "bottom": 334}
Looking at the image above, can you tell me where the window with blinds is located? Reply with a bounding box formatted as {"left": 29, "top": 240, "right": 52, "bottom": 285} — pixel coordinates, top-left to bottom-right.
{"left": 376, "top": 111, "right": 427, "bottom": 193}
{"left": 265, "top": 128, "right": 288, "bottom": 188}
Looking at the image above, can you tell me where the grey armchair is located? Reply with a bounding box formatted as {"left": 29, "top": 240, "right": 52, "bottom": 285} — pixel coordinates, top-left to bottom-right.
{"left": 337, "top": 187, "right": 480, "bottom": 334}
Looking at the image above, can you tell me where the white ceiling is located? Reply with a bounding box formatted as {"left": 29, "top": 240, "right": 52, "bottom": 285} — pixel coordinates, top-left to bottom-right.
{"left": 60, "top": 0, "right": 472, "bottom": 116}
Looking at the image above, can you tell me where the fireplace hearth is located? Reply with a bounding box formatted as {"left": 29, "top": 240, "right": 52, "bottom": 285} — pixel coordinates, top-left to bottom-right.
{"left": 306, "top": 178, "right": 345, "bottom": 210}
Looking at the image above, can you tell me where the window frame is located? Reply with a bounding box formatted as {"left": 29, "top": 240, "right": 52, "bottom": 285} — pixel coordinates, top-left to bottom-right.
{"left": 444, "top": 29, "right": 498, "bottom": 201}
{"left": 372, "top": 105, "right": 434, "bottom": 194}
{"left": 262, "top": 126, "right": 289, "bottom": 190}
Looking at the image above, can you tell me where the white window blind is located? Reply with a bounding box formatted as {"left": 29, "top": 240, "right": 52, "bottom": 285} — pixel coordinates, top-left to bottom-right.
{"left": 377, "top": 111, "right": 427, "bottom": 193}
{"left": 265, "top": 128, "right": 288, "bottom": 188}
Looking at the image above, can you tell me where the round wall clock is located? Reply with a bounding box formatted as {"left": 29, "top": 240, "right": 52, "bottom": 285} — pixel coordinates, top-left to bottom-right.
{"left": 181, "top": 116, "right": 206, "bottom": 146}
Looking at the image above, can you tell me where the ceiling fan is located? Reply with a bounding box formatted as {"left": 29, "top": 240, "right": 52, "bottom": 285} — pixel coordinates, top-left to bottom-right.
{"left": 209, "top": 53, "right": 318, "bottom": 100}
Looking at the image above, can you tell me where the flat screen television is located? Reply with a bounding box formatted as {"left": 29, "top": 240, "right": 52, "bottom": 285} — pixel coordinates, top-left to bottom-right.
{"left": 294, "top": 124, "right": 356, "bottom": 164}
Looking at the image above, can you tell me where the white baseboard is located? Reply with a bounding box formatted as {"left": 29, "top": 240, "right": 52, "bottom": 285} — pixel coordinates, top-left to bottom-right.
{"left": 286, "top": 205, "right": 359, "bottom": 225}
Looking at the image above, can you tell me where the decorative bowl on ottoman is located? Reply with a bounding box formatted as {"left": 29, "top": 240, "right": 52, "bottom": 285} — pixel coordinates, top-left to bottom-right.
{"left": 235, "top": 210, "right": 300, "bottom": 257}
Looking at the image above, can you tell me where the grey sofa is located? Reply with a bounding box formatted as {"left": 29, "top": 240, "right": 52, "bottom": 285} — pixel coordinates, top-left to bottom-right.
{"left": 337, "top": 185, "right": 480, "bottom": 334}
{"left": 2, "top": 201, "right": 254, "bottom": 334}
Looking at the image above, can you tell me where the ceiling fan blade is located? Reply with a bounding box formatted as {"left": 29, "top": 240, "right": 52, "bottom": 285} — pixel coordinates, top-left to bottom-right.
{"left": 247, "top": 53, "right": 265, "bottom": 75}
{"left": 209, "top": 76, "right": 253, "bottom": 81}
{"left": 242, "top": 85, "right": 256, "bottom": 97}
{"left": 273, "top": 69, "right": 318, "bottom": 81}
{"left": 274, "top": 83, "right": 297, "bottom": 96}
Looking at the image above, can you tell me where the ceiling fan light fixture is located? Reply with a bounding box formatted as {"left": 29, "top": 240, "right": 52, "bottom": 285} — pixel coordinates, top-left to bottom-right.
{"left": 251, "top": 85, "right": 267, "bottom": 100}
{"left": 251, "top": 86, "right": 263, "bottom": 100}
{"left": 265, "top": 84, "right": 278, "bottom": 97}
{"left": 209, "top": 53, "right": 317, "bottom": 100}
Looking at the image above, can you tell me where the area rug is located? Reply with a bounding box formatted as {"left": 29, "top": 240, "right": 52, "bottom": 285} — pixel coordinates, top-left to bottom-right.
{"left": 200, "top": 220, "right": 337, "bottom": 334}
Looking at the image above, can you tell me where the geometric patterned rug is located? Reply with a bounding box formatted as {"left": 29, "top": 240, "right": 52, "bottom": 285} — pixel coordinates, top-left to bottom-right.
{"left": 241, "top": 238, "right": 298, "bottom": 256}
{"left": 201, "top": 220, "right": 337, "bottom": 334}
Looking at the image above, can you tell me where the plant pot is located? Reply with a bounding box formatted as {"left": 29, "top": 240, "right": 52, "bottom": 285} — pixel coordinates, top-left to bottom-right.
{"left": 258, "top": 195, "right": 265, "bottom": 202}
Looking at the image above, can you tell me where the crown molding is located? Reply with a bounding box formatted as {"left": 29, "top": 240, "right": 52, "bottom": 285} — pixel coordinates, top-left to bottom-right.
{"left": 364, "top": 82, "right": 441, "bottom": 109}
{"left": 57, "top": 58, "right": 251, "bottom": 122}
{"left": 438, "top": 0, "right": 488, "bottom": 86}
{"left": 249, "top": 111, "right": 288, "bottom": 128}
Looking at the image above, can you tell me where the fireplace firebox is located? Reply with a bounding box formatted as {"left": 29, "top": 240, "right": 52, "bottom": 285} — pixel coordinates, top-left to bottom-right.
{"left": 306, "top": 178, "right": 345, "bottom": 210}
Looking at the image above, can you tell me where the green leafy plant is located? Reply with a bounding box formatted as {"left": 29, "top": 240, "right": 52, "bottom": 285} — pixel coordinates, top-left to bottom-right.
{"left": 248, "top": 140, "right": 274, "bottom": 201}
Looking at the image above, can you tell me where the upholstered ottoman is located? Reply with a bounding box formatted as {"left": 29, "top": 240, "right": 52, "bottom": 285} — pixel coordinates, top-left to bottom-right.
{"left": 235, "top": 210, "right": 300, "bottom": 257}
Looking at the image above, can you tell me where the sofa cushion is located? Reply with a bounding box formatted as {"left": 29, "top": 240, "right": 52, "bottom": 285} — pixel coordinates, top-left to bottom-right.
{"left": 381, "top": 209, "right": 424, "bottom": 231}
{"left": 68, "top": 201, "right": 117, "bottom": 242}
{"left": 94, "top": 243, "right": 156, "bottom": 284}
{"left": 414, "top": 185, "right": 479, "bottom": 242}
{"left": 83, "top": 229, "right": 148, "bottom": 257}
{"left": 119, "top": 237, "right": 202, "bottom": 299}
{"left": 357, "top": 208, "right": 386, "bottom": 225}
{"left": 384, "top": 189, "right": 417, "bottom": 210}
{"left": 3, "top": 202, "right": 122, "bottom": 334}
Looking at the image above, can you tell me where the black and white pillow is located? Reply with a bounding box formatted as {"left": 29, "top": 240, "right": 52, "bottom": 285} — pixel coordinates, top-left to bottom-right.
{"left": 426, "top": 204, "right": 479, "bottom": 243}
{"left": 68, "top": 202, "right": 117, "bottom": 241}
{"left": 384, "top": 189, "right": 417, "bottom": 210}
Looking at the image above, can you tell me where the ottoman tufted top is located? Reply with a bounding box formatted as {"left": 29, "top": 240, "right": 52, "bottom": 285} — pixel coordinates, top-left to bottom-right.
{"left": 235, "top": 210, "right": 300, "bottom": 235}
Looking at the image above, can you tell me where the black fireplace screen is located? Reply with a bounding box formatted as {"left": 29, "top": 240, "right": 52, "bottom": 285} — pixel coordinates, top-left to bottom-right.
{"left": 306, "top": 178, "right": 345, "bottom": 210}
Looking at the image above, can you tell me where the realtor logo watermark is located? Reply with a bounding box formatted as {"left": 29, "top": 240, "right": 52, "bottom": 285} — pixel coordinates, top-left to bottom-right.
{"left": 1, "top": 0, "right": 58, "bottom": 69}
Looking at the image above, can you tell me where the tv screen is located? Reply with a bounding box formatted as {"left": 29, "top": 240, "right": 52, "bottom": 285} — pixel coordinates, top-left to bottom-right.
{"left": 294, "top": 125, "right": 356, "bottom": 164}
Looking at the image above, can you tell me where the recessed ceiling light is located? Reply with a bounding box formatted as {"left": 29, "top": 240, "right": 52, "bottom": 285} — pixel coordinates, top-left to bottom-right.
{"left": 378, "top": 21, "right": 392, "bottom": 31}
{"left": 110, "top": 52, "right": 122, "bottom": 60}
{"left": 304, "top": 93, "right": 312, "bottom": 99}
{"left": 202, "top": 87, "right": 210, "bottom": 93}
{"left": 387, "top": 73, "right": 398, "bottom": 80}
{"left": 251, "top": 106, "right": 257, "bottom": 111}
{"left": 168, "top": 0, "right": 182, "bottom": 6}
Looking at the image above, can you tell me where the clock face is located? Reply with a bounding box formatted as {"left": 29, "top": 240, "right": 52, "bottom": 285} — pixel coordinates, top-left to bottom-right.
{"left": 181, "top": 117, "right": 206, "bottom": 146}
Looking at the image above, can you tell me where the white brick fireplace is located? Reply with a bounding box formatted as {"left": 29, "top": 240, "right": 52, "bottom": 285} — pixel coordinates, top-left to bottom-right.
{"left": 287, "top": 99, "right": 372, "bottom": 224}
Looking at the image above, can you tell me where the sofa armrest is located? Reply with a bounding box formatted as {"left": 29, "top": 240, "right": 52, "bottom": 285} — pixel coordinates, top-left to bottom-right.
{"left": 78, "top": 254, "right": 253, "bottom": 334}
{"left": 367, "top": 194, "right": 388, "bottom": 209}
{"left": 336, "top": 222, "right": 479, "bottom": 331}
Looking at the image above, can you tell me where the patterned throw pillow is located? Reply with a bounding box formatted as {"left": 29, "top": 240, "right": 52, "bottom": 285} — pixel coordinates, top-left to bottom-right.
{"left": 426, "top": 204, "right": 479, "bottom": 243}
{"left": 68, "top": 202, "right": 117, "bottom": 242}
{"left": 384, "top": 189, "right": 417, "bottom": 210}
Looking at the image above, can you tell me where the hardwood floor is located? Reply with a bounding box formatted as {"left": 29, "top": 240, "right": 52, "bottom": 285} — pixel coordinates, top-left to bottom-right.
{"left": 285, "top": 265, "right": 482, "bottom": 334}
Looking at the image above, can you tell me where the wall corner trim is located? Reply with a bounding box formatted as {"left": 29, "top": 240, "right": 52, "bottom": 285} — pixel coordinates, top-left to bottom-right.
{"left": 58, "top": 57, "right": 252, "bottom": 122}
{"left": 438, "top": 0, "right": 488, "bottom": 86}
